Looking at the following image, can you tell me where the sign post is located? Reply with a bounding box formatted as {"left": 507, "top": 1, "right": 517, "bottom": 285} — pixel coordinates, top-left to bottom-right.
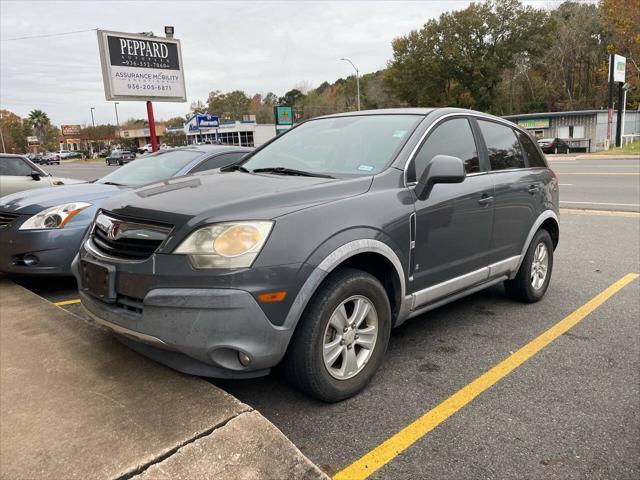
{"left": 607, "top": 54, "right": 626, "bottom": 149}
{"left": 274, "top": 106, "right": 293, "bottom": 135}
{"left": 97, "top": 28, "right": 186, "bottom": 153}
{"left": 613, "top": 55, "right": 626, "bottom": 148}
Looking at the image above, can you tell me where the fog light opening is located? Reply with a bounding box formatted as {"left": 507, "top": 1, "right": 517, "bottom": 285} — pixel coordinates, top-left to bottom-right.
{"left": 23, "top": 254, "right": 39, "bottom": 266}
{"left": 238, "top": 352, "right": 251, "bottom": 367}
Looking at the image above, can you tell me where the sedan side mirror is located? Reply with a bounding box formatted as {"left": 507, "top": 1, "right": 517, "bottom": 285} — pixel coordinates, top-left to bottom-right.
{"left": 414, "top": 155, "right": 465, "bottom": 200}
{"left": 30, "top": 170, "right": 41, "bottom": 181}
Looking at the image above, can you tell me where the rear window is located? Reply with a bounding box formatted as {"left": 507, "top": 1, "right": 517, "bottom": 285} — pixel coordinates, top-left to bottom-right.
{"left": 516, "top": 131, "right": 546, "bottom": 168}
{"left": 478, "top": 120, "right": 525, "bottom": 171}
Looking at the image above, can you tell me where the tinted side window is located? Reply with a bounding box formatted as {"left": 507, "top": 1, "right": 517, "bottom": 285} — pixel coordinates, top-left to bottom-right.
{"left": 190, "top": 152, "right": 247, "bottom": 173}
{"left": 516, "top": 131, "right": 546, "bottom": 168}
{"left": 0, "top": 157, "right": 33, "bottom": 176}
{"left": 478, "top": 121, "right": 525, "bottom": 171}
{"left": 410, "top": 118, "right": 479, "bottom": 182}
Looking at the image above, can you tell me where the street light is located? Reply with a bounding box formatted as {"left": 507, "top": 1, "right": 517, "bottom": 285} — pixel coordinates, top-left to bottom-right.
{"left": 114, "top": 102, "right": 121, "bottom": 139}
{"left": 340, "top": 57, "right": 361, "bottom": 111}
{"left": 90, "top": 107, "right": 96, "bottom": 127}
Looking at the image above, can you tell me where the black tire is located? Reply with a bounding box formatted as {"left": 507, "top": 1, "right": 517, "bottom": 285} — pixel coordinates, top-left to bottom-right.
{"left": 118, "top": 161, "right": 123, "bottom": 166}
{"left": 283, "top": 268, "right": 391, "bottom": 402}
{"left": 505, "top": 229, "right": 554, "bottom": 303}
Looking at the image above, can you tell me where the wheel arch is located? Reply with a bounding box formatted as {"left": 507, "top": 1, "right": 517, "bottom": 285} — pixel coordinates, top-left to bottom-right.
{"left": 282, "top": 239, "right": 409, "bottom": 333}
{"left": 512, "top": 210, "right": 559, "bottom": 276}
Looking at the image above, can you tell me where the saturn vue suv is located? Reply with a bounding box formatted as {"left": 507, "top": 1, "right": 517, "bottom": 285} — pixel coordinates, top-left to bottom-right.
{"left": 75, "top": 108, "right": 559, "bottom": 402}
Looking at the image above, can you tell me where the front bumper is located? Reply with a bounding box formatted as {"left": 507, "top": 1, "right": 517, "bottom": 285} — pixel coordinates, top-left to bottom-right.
{"left": 78, "top": 285, "right": 293, "bottom": 379}
{"left": 73, "top": 242, "right": 309, "bottom": 378}
{"left": 0, "top": 222, "right": 87, "bottom": 276}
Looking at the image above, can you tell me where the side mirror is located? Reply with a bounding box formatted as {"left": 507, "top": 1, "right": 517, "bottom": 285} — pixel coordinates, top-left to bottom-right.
{"left": 30, "top": 171, "right": 41, "bottom": 181}
{"left": 414, "top": 155, "right": 465, "bottom": 201}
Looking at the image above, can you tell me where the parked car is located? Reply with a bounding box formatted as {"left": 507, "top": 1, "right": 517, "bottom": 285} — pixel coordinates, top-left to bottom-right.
{"left": 0, "top": 145, "right": 251, "bottom": 276}
{"left": 139, "top": 144, "right": 153, "bottom": 154}
{"left": 74, "top": 108, "right": 560, "bottom": 402}
{"left": 106, "top": 150, "right": 134, "bottom": 166}
{"left": 41, "top": 152, "right": 60, "bottom": 165}
{"left": 55, "top": 150, "right": 82, "bottom": 160}
{"left": 537, "top": 137, "right": 570, "bottom": 154}
{"left": 27, "top": 153, "right": 45, "bottom": 164}
{"left": 0, "top": 154, "right": 81, "bottom": 197}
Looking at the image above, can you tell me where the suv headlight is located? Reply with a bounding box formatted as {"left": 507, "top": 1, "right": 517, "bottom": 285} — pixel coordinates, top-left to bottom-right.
{"left": 19, "top": 202, "right": 92, "bottom": 230}
{"left": 173, "top": 221, "right": 274, "bottom": 268}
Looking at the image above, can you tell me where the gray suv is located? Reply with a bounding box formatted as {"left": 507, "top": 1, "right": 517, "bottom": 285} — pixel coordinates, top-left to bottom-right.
{"left": 74, "top": 108, "right": 559, "bottom": 402}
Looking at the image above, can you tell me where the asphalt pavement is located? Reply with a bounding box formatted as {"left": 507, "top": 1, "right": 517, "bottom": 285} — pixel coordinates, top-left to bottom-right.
{"left": 43, "top": 161, "right": 114, "bottom": 181}
{"left": 8, "top": 157, "right": 640, "bottom": 479}
{"left": 547, "top": 157, "right": 639, "bottom": 212}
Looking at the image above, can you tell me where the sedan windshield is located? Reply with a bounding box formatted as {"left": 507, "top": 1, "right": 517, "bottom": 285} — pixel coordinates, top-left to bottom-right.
{"left": 96, "top": 150, "right": 203, "bottom": 187}
{"left": 242, "top": 115, "right": 421, "bottom": 176}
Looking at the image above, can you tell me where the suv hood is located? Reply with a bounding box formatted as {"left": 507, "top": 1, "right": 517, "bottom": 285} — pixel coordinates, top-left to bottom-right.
{"left": 101, "top": 171, "right": 373, "bottom": 227}
{"left": 0, "top": 183, "right": 126, "bottom": 215}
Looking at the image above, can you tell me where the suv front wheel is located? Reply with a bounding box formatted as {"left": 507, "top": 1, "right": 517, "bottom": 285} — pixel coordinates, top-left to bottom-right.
{"left": 284, "top": 268, "right": 391, "bottom": 402}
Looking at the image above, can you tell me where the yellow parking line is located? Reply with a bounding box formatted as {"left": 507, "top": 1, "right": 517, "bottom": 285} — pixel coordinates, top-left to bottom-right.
{"left": 334, "top": 273, "right": 639, "bottom": 480}
{"left": 54, "top": 299, "right": 81, "bottom": 307}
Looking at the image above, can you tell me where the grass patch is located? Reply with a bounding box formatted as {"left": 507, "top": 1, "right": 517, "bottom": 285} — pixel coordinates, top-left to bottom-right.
{"left": 598, "top": 141, "right": 640, "bottom": 155}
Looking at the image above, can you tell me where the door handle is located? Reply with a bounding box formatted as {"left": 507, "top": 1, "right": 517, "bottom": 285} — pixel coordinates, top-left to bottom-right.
{"left": 478, "top": 194, "right": 494, "bottom": 206}
{"left": 528, "top": 185, "right": 540, "bottom": 194}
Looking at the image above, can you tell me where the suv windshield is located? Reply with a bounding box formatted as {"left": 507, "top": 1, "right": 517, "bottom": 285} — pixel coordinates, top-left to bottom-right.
{"left": 242, "top": 114, "right": 421, "bottom": 176}
{"left": 96, "top": 149, "right": 203, "bottom": 187}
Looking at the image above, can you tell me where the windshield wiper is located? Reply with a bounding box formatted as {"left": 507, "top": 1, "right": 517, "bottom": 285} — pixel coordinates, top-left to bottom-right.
{"left": 221, "top": 164, "right": 250, "bottom": 173}
{"left": 101, "top": 181, "right": 125, "bottom": 186}
{"left": 252, "top": 167, "right": 334, "bottom": 179}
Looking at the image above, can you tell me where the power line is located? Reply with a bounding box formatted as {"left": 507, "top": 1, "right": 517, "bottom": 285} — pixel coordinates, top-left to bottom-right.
{"left": 2, "top": 28, "right": 97, "bottom": 42}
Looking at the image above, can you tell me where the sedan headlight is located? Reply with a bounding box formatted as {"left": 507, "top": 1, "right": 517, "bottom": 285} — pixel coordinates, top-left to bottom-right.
{"left": 174, "top": 221, "right": 273, "bottom": 268}
{"left": 19, "top": 202, "right": 92, "bottom": 230}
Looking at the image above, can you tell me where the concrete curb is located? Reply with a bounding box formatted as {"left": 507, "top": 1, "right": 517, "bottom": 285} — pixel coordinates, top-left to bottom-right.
{"left": 0, "top": 279, "right": 327, "bottom": 480}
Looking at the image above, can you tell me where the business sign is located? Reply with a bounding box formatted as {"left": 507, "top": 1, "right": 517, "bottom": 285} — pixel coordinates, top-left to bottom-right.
{"left": 27, "top": 136, "right": 39, "bottom": 144}
{"left": 611, "top": 54, "right": 626, "bottom": 83}
{"left": 274, "top": 106, "right": 293, "bottom": 126}
{"left": 196, "top": 114, "right": 220, "bottom": 128}
{"left": 61, "top": 124, "right": 81, "bottom": 136}
{"left": 97, "top": 29, "right": 187, "bottom": 102}
{"left": 517, "top": 118, "right": 550, "bottom": 129}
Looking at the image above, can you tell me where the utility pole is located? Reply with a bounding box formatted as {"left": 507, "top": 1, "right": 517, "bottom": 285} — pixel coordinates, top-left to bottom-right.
{"left": 114, "top": 102, "right": 121, "bottom": 140}
{"left": 341, "top": 57, "right": 361, "bottom": 111}
{"left": 0, "top": 111, "right": 6, "bottom": 153}
{"left": 90, "top": 107, "right": 96, "bottom": 127}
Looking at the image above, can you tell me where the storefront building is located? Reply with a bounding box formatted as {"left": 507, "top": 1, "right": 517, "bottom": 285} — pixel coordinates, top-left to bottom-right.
{"left": 504, "top": 109, "right": 640, "bottom": 152}
{"left": 183, "top": 114, "right": 276, "bottom": 147}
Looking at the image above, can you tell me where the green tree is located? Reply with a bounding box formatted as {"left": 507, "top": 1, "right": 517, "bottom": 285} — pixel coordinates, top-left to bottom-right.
{"left": 387, "top": 0, "right": 549, "bottom": 112}
{"left": 165, "top": 116, "right": 186, "bottom": 128}
{"left": 28, "top": 109, "right": 51, "bottom": 144}
{"left": 207, "top": 90, "right": 251, "bottom": 120}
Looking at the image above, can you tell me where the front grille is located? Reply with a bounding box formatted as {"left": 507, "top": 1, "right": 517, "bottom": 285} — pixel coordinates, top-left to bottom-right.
{"left": 116, "top": 294, "right": 143, "bottom": 314}
{"left": 0, "top": 211, "right": 19, "bottom": 228}
{"left": 90, "top": 211, "right": 172, "bottom": 261}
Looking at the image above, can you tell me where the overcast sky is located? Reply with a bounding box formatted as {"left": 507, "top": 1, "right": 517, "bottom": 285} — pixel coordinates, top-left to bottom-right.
{"left": 1, "top": 0, "right": 551, "bottom": 126}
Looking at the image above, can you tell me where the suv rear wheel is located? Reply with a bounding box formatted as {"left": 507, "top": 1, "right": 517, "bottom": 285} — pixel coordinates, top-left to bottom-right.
{"left": 284, "top": 268, "right": 391, "bottom": 402}
{"left": 505, "top": 229, "right": 554, "bottom": 303}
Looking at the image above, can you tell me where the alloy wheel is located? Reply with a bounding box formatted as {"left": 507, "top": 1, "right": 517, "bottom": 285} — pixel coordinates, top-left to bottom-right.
{"left": 322, "top": 295, "right": 378, "bottom": 380}
{"left": 531, "top": 242, "right": 549, "bottom": 290}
